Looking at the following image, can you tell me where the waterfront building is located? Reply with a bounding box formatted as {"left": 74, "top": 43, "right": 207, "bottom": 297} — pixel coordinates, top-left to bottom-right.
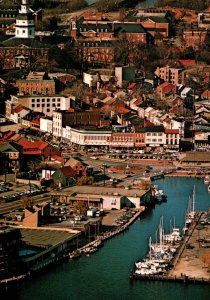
{"left": 0, "top": 226, "right": 21, "bottom": 280}
{"left": 54, "top": 185, "right": 152, "bottom": 210}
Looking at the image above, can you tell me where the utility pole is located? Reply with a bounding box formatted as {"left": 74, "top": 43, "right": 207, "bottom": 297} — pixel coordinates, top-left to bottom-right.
{"left": 103, "top": 163, "right": 107, "bottom": 186}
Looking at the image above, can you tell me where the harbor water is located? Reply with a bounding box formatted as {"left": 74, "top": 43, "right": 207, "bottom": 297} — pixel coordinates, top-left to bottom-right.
{"left": 2, "top": 177, "right": 210, "bottom": 300}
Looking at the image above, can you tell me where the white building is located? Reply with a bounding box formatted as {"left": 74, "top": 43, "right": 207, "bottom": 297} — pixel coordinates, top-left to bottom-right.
{"left": 69, "top": 127, "right": 112, "bottom": 146}
{"left": 6, "top": 94, "right": 72, "bottom": 118}
{"left": 40, "top": 117, "right": 53, "bottom": 133}
{"left": 15, "top": 0, "right": 35, "bottom": 38}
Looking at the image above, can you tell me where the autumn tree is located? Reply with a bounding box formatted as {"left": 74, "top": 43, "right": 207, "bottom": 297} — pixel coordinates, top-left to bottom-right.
{"left": 73, "top": 201, "right": 89, "bottom": 215}
{"left": 96, "top": 0, "right": 121, "bottom": 12}
{"left": 77, "top": 175, "right": 94, "bottom": 186}
{"left": 20, "top": 195, "right": 34, "bottom": 209}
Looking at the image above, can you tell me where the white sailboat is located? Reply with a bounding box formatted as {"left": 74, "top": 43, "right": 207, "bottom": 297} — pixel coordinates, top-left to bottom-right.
{"left": 185, "top": 185, "right": 196, "bottom": 225}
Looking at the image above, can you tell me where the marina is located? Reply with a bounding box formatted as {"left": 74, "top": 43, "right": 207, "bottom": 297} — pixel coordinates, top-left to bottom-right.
{"left": 1, "top": 177, "right": 210, "bottom": 300}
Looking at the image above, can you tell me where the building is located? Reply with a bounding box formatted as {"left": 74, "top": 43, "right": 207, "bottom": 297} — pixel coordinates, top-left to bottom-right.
{"left": 0, "top": 141, "right": 21, "bottom": 175}
{"left": 155, "top": 65, "right": 183, "bottom": 85}
{"left": 6, "top": 94, "right": 73, "bottom": 118}
{"left": 54, "top": 185, "right": 152, "bottom": 210}
{"left": 16, "top": 71, "right": 55, "bottom": 95}
{"left": 198, "top": 11, "right": 210, "bottom": 29}
{"left": 0, "top": 226, "right": 21, "bottom": 280}
{"left": 145, "top": 125, "right": 165, "bottom": 149}
{"left": 23, "top": 202, "right": 51, "bottom": 227}
{"left": 64, "top": 157, "right": 89, "bottom": 177}
{"left": 52, "top": 166, "right": 76, "bottom": 187}
{"left": 165, "top": 129, "right": 180, "bottom": 150}
{"left": 52, "top": 109, "right": 102, "bottom": 139}
{"left": 16, "top": 138, "right": 59, "bottom": 159}
{"left": 66, "top": 127, "right": 112, "bottom": 147}
{"left": 108, "top": 131, "right": 136, "bottom": 149}
{"left": 156, "top": 82, "right": 176, "bottom": 100}
{"left": 15, "top": 0, "right": 35, "bottom": 39}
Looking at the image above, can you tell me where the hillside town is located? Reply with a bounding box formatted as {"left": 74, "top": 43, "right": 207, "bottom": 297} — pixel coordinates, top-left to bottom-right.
{"left": 0, "top": 0, "right": 210, "bottom": 287}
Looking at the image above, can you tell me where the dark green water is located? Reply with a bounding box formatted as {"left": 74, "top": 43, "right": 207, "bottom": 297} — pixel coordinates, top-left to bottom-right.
{"left": 3, "top": 177, "right": 210, "bottom": 300}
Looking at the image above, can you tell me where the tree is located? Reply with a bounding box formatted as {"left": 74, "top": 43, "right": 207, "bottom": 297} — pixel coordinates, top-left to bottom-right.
{"left": 96, "top": 0, "right": 121, "bottom": 12}
{"left": 20, "top": 195, "right": 34, "bottom": 209}
{"left": 73, "top": 201, "right": 89, "bottom": 215}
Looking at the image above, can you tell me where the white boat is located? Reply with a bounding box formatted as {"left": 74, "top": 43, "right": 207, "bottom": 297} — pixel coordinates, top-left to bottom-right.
{"left": 204, "top": 175, "right": 210, "bottom": 184}
{"left": 185, "top": 185, "right": 196, "bottom": 225}
{"left": 69, "top": 249, "right": 82, "bottom": 259}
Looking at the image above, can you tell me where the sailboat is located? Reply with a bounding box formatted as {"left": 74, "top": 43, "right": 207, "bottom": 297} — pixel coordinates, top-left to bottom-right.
{"left": 185, "top": 185, "right": 196, "bottom": 226}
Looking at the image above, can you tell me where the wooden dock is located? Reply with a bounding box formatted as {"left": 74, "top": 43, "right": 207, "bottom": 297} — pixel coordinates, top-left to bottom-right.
{"left": 130, "top": 211, "right": 210, "bottom": 285}
{"left": 80, "top": 208, "right": 144, "bottom": 252}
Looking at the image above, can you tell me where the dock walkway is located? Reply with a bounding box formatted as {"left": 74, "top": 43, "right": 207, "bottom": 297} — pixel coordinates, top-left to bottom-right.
{"left": 79, "top": 208, "right": 144, "bottom": 252}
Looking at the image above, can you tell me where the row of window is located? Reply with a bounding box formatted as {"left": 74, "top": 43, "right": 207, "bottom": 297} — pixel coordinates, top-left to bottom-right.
{"left": 31, "top": 98, "right": 60, "bottom": 103}
{"left": 147, "top": 133, "right": 163, "bottom": 136}
{"left": 31, "top": 103, "right": 60, "bottom": 108}
{"left": 81, "top": 28, "right": 109, "bottom": 33}
{"left": 147, "top": 138, "right": 163, "bottom": 142}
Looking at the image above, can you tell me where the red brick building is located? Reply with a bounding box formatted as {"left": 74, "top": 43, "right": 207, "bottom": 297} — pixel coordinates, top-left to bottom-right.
{"left": 16, "top": 78, "right": 55, "bottom": 95}
{"left": 16, "top": 138, "right": 59, "bottom": 159}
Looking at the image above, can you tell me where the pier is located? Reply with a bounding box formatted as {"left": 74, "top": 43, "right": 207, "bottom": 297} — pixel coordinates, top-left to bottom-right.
{"left": 79, "top": 208, "right": 145, "bottom": 253}
{"left": 129, "top": 211, "right": 210, "bottom": 284}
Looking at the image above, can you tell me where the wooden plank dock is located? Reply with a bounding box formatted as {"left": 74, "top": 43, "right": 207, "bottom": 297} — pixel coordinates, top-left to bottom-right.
{"left": 129, "top": 211, "right": 210, "bottom": 285}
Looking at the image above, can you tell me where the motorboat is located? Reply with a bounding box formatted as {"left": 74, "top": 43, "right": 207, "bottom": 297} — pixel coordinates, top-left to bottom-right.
{"left": 204, "top": 175, "right": 210, "bottom": 184}
{"left": 69, "top": 249, "right": 82, "bottom": 259}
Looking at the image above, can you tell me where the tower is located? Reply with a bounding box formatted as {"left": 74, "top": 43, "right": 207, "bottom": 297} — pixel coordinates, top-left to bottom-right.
{"left": 15, "top": 0, "right": 35, "bottom": 38}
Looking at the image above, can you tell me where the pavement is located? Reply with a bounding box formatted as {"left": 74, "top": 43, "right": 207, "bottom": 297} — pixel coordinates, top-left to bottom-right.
{"left": 170, "top": 213, "right": 210, "bottom": 279}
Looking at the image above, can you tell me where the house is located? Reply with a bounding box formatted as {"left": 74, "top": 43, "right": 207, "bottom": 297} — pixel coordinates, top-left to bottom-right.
{"left": 154, "top": 65, "right": 183, "bottom": 85}
{"left": 165, "top": 129, "right": 180, "bottom": 150}
{"left": 0, "top": 141, "right": 21, "bottom": 174}
{"left": 156, "top": 82, "right": 176, "bottom": 100}
{"left": 145, "top": 125, "right": 165, "bottom": 149}
{"left": 64, "top": 157, "right": 88, "bottom": 177}
{"left": 198, "top": 11, "right": 210, "bottom": 29}
{"left": 16, "top": 138, "right": 59, "bottom": 159}
{"left": 52, "top": 166, "right": 76, "bottom": 187}
{"left": 22, "top": 202, "right": 51, "bottom": 227}
{"left": 10, "top": 104, "right": 30, "bottom": 124}
{"left": 182, "top": 30, "right": 207, "bottom": 50}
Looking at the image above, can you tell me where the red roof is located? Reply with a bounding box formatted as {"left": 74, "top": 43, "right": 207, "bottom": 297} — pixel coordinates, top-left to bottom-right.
{"left": 13, "top": 104, "right": 29, "bottom": 113}
{"left": 60, "top": 166, "right": 75, "bottom": 177}
{"left": 133, "top": 98, "right": 142, "bottom": 105}
{"left": 17, "top": 139, "right": 49, "bottom": 150}
{"left": 178, "top": 59, "right": 196, "bottom": 67}
{"left": 52, "top": 155, "right": 64, "bottom": 163}
{"left": 157, "top": 82, "right": 175, "bottom": 94}
{"left": 165, "top": 129, "right": 179, "bottom": 134}
{"left": 117, "top": 107, "right": 131, "bottom": 114}
{"left": 31, "top": 119, "right": 40, "bottom": 125}
{"left": 127, "top": 82, "right": 136, "bottom": 89}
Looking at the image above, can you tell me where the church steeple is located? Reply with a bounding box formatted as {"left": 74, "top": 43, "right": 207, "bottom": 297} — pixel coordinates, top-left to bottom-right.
{"left": 15, "top": 0, "right": 35, "bottom": 38}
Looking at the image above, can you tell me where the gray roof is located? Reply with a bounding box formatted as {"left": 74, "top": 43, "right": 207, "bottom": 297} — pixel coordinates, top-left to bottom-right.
{"left": 114, "top": 22, "right": 146, "bottom": 34}
{"left": 56, "top": 185, "right": 147, "bottom": 198}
